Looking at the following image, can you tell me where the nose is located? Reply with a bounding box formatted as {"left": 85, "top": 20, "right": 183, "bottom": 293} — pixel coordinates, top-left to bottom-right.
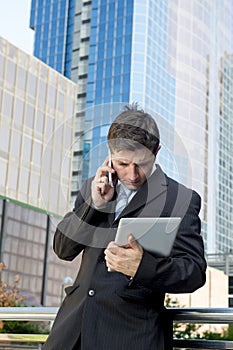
{"left": 128, "top": 164, "right": 139, "bottom": 180}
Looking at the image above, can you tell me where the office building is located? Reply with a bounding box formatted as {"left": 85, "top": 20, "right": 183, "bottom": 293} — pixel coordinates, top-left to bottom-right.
{"left": 0, "top": 36, "right": 79, "bottom": 305}
{"left": 30, "top": 0, "right": 233, "bottom": 293}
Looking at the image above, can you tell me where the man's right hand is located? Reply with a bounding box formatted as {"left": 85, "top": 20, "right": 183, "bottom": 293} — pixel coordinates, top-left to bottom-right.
{"left": 91, "top": 158, "right": 116, "bottom": 208}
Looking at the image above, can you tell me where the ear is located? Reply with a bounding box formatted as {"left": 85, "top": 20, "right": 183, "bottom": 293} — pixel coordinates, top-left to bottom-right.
{"left": 153, "top": 144, "right": 161, "bottom": 157}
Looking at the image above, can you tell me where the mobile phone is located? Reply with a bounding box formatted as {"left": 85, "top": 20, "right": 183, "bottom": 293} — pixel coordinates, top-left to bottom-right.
{"left": 108, "top": 150, "right": 114, "bottom": 187}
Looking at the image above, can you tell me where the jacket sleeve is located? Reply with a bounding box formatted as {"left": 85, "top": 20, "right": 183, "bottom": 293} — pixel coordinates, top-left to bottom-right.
{"left": 53, "top": 178, "right": 116, "bottom": 260}
{"left": 53, "top": 179, "right": 92, "bottom": 261}
{"left": 131, "top": 191, "right": 207, "bottom": 294}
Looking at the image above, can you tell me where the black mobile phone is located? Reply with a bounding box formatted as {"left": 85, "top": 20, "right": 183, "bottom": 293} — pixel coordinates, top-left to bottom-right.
{"left": 108, "top": 151, "right": 114, "bottom": 187}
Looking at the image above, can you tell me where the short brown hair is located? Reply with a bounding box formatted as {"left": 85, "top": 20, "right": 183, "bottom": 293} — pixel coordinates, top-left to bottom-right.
{"left": 107, "top": 104, "right": 160, "bottom": 154}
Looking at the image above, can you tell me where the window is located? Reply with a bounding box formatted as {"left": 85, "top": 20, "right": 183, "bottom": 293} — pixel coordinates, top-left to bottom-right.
{"left": 82, "top": 19, "right": 90, "bottom": 24}
{"left": 14, "top": 98, "right": 24, "bottom": 126}
{"left": 80, "top": 55, "right": 89, "bottom": 61}
{"left": 79, "top": 74, "right": 88, "bottom": 79}
{"left": 16, "top": 67, "right": 27, "bottom": 91}
{"left": 2, "top": 92, "right": 13, "bottom": 117}
{"left": 229, "top": 277, "right": 233, "bottom": 295}
{"left": 78, "top": 93, "right": 86, "bottom": 98}
{"left": 81, "top": 37, "right": 90, "bottom": 42}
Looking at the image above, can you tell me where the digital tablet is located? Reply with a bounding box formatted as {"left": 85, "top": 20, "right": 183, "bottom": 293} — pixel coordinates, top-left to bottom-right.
{"left": 114, "top": 217, "right": 181, "bottom": 256}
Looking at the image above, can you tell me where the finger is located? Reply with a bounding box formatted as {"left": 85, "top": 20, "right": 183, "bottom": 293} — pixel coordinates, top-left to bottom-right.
{"left": 93, "top": 176, "right": 108, "bottom": 186}
{"left": 95, "top": 182, "right": 108, "bottom": 195}
{"left": 104, "top": 250, "right": 116, "bottom": 267}
{"left": 106, "top": 244, "right": 119, "bottom": 255}
{"left": 95, "top": 165, "right": 115, "bottom": 180}
{"left": 100, "top": 176, "right": 109, "bottom": 184}
{"left": 103, "top": 157, "right": 110, "bottom": 166}
{"left": 106, "top": 241, "right": 116, "bottom": 250}
{"left": 94, "top": 167, "right": 115, "bottom": 183}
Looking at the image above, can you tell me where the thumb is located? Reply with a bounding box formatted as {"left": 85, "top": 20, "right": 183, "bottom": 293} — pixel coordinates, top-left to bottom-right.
{"left": 128, "top": 234, "right": 139, "bottom": 249}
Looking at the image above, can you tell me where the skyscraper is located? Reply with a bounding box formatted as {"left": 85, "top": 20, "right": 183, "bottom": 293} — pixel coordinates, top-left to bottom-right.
{"left": 30, "top": 0, "right": 76, "bottom": 77}
{"left": 0, "top": 36, "right": 78, "bottom": 305}
{"left": 30, "top": 0, "right": 233, "bottom": 258}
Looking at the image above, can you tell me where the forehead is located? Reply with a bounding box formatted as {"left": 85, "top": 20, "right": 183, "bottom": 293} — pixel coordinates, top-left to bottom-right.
{"left": 111, "top": 148, "right": 153, "bottom": 163}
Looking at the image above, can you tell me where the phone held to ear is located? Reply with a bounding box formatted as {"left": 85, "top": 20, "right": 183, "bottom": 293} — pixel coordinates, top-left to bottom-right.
{"left": 108, "top": 151, "right": 114, "bottom": 187}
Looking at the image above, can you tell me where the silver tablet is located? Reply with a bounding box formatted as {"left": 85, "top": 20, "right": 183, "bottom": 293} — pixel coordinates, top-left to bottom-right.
{"left": 114, "top": 217, "right": 181, "bottom": 256}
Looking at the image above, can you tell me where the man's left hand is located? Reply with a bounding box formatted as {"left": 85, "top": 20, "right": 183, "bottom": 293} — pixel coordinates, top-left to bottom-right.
{"left": 104, "top": 235, "right": 143, "bottom": 277}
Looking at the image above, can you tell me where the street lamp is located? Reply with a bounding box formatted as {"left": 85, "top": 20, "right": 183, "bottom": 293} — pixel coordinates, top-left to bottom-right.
{"left": 60, "top": 276, "right": 73, "bottom": 303}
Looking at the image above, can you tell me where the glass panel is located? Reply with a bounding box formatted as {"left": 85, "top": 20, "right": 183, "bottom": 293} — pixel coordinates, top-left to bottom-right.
{"left": 38, "top": 80, "right": 47, "bottom": 105}
{"left": 16, "top": 66, "right": 27, "bottom": 91}
{"left": 8, "top": 164, "right": 18, "bottom": 190}
{"left": 5, "top": 59, "right": 16, "bottom": 90}
{"left": 46, "top": 117, "right": 54, "bottom": 138}
{"left": 29, "top": 173, "right": 39, "bottom": 198}
{"left": 22, "top": 137, "right": 32, "bottom": 162}
{"left": 27, "top": 73, "right": 37, "bottom": 98}
{"left": 19, "top": 168, "right": 29, "bottom": 194}
{"left": 35, "top": 110, "right": 45, "bottom": 134}
{"left": 2, "top": 92, "right": 13, "bottom": 117}
{"left": 47, "top": 86, "right": 56, "bottom": 110}
{"left": 14, "top": 98, "right": 24, "bottom": 126}
{"left": 25, "top": 104, "right": 35, "bottom": 128}
{"left": 11, "top": 131, "right": 21, "bottom": 157}
{"left": 57, "top": 91, "right": 65, "bottom": 113}
{"left": 32, "top": 141, "right": 42, "bottom": 165}
{"left": 0, "top": 126, "right": 10, "bottom": 153}
{"left": 0, "top": 160, "right": 7, "bottom": 188}
{"left": 0, "top": 55, "right": 5, "bottom": 82}
{"left": 42, "top": 146, "right": 52, "bottom": 176}
{"left": 52, "top": 150, "right": 61, "bottom": 174}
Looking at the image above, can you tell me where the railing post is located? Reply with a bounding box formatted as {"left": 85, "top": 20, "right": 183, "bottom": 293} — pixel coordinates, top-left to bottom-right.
{"left": 0, "top": 199, "right": 8, "bottom": 262}
{"left": 41, "top": 214, "right": 50, "bottom": 305}
{"left": 164, "top": 310, "right": 173, "bottom": 350}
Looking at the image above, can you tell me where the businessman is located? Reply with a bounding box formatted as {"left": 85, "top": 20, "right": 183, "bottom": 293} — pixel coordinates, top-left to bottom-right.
{"left": 43, "top": 105, "right": 207, "bottom": 350}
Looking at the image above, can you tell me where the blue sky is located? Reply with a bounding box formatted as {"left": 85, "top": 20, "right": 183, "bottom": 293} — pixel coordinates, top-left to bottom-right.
{"left": 0, "top": 0, "right": 34, "bottom": 54}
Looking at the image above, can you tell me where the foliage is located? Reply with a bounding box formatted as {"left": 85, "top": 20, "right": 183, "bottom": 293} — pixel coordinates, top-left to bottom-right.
{"left": 227, "top": 324, "right": 233, "bottom": 339}
{"left": 0, "top": 262, "right": 26, "bottom": 307}
{"left": 0, "top": 320, "right": 49, "bottom": 334}
{"left": 0, "top": 262, "right": 49, "bottom": 334}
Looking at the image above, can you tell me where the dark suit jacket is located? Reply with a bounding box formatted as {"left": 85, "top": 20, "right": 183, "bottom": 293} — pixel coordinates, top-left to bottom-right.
{"left": 43, "top": 165, "right": 206, "bottom": 350}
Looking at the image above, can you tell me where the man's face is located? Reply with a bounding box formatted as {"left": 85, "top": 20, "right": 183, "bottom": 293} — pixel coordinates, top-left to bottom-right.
{"left": 111, "top": 148, "right": 156, "bottom": 190}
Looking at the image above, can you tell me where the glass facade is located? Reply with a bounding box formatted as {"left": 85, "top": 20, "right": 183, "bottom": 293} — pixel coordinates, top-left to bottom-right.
{"left": 0, "top": 36, "right": 77, "bottom": 215}
{"left": 130, "top": 0, "right": 177, "bottom": 180}
{"left": 0, "top": 36, "right": 78, "bottom": 306}
{"left": 86, "top": 0, "right": 133, "bottom": 108}
{"left": 30, "top": 0, "right": 75, "bottom": 78}
{"left": 216, "top": 54, "right": 233, "bottom": 252}
{"left": 81, "top": 0, "right": 190, "bottom": 188}
{"left": 83, "top": 0, "right": 134, "bottom": 178}
{"left": 30, "top": 0, "right": 233, "bottom": 257}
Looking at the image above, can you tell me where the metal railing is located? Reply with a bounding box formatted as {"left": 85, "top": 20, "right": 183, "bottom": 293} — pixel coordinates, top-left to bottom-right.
{"left": 0, "top": 307, "right": 232, "bottom": 349}
{"left": 167, "top": 307, "right": 233, "bottom": 349}
{"left": 0, "top": 307, "right": 58, "bottom": 350}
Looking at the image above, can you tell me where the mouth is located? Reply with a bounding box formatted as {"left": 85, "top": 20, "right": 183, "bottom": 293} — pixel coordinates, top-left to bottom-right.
{"left": 124, "top": 180, "right": 141, "bottom": 188}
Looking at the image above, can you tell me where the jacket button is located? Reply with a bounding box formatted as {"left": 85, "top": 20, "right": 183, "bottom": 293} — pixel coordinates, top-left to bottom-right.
{"left": 88, "top": 289, "right": 95, "bottom": 297}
